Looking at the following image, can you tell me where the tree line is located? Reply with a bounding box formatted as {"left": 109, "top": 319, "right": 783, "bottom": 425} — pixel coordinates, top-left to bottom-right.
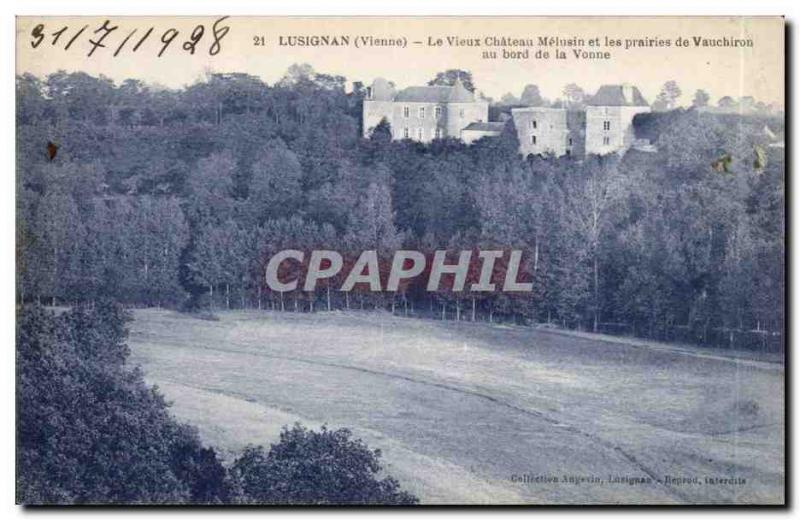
{"left": 16, "top": 66, "right": 785, "bottom": 350}
{"left": 494, "top": 77, "right": 782, "bottom": 115}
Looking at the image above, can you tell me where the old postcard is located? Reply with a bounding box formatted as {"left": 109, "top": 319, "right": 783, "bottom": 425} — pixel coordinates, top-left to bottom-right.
{"left": 15, "top": 16, "right": 784, "bottom": 505}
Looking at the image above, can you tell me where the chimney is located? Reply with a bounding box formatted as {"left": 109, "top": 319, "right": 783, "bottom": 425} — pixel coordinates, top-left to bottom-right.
{"left": 622, "top": 84, "right": 634, "bottom": 104}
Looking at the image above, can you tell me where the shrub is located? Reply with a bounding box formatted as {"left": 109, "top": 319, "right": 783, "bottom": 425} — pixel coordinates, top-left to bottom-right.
{"left": 16, "top": 304, "right": 229, "bottom": 504}
{"left": 230, "top": 424, "right": 418, "bottom": 505}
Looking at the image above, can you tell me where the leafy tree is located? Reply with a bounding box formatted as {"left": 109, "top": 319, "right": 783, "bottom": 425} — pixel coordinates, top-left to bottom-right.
{"left": 13, "top": 69, "right": 785, "bottom": 346}
{"left": 562, "top": 83, "right": 587, "bottom": 108}
{"left": 427, "top": 69, "right": 475, "bottom": 92}
{"left": 16, "top": 304, "right": 229, "bottom": 504}
{"left": 499, "top": 92, "right": 520, "bottom": 106}
{"left": 130, "top": 197, "right": 190, "bottom": 306}
{"left": 244, "top": 139, "right": 303, "bottom": 225}
{"left": 652, "top": 80, "right": 682, "bottom": 111}
{"left": 189, "top": 219, "right": 248, "bottom": 309}
{"left": 44, "top": 71, "right": 116, "bottom": 124}
{"left": 368, "top": 117, "right": 393, "bottom": 144}
{"left": 550, "top": 156, "right": 625, "bottom": 331}
{"left": 692, "top": 89, "right": 711, "bottom": 109}
{"left": 16, "top": 73, "right": 48, "bottom": 125}
{"left": 31, "top": 189, "right": 85, "bottom": 305}
{"left": 185, "top": 151, "right": 237, "bottom": 225}
{"left": 519, "top": 84, "right": 545, "bottom": 106}
{"left": 230, "top": 424, "right": 417, "bottom": 505}
{"left": 718, "top": 95, "right": 737, "bottom": 110}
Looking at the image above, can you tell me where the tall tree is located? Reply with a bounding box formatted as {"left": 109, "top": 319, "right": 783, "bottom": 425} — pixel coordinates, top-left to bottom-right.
{"left": 244, "top": 140, "right": 303, "bottom": 225}
{"left": 652, "top": 80, "right": 682, "bottom": 111}
{"left": 562, "top": 83, "right": 587, "bottom": 108}
{"left": 519, "top": 84, "right": 545, "bottom": 106}
{"left": 427, "top": 69, "right": 475, "bottom": 92}
{"left": 692, "top": 89, "right": 710, "bottom": 109}
{"left": 185, "top": 151, "right": 237, "bottom": 224}
{"left": 554, "top": 156, "right": 626, "bottom": 331}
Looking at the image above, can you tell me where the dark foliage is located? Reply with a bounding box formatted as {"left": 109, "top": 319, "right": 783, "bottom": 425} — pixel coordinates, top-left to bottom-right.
{"left": 16, "top": 304, "right": 418, "bottom": 505}
{"left": 16, "top": 303, "right": 230, "bottom": 504}
{"left": 15, "top": 68, "right": 785, "bottom": 350}
{"left": 231, "top": 424, "right": 418, "bottom": 505}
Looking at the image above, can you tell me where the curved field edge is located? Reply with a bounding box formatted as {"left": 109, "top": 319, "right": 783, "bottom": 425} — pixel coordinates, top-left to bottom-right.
{"left": 128, "top": 309, "right": 784, "bottom": 505}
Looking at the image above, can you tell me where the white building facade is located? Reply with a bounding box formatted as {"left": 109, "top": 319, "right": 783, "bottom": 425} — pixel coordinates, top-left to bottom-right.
{"left": 584, "top": 85, "right": 651, "bottom": 156}
{"left": 513, "top": 84, "right": 649, "bottom": 158}
{"left": 512, "top": 107, "right": 570, "bottom": 157}
{"left": 362, "top": 81, "right": 650, "bottom": 157}
{"left": 362, "top": 78, "right": 489, "bottom": 143}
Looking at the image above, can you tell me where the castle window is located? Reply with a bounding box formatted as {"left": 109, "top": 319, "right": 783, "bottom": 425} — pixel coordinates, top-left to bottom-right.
{"left": 603, "top": 120, "right": 611, "bottom": 131}
{"left": 403, "top": 106, "right": 410, "bottom": 118}
{"left": 568, "top": 137, "right": 573, "bottom": 146}
{"left": 403, "top": 127, "right": 410, "bottom": 138}
{"left": 417, "top": 128, "right": 424, "bottom": 140}
{"left": 531, "top": 135, "right": 537, "bottom": 145}
{"left": 419, "top": 107, "right": 426, "bottom": 119}
{"left": 435, "top": 128, "right": 442, "bottom": 139}
{"left": 435, "top": 106, "right": 442, "bottom": 119}
{"left": 603, "top": 136, "right": 610, "bottom": 145}
{"left": 530, "top": 120, "right": 537, "bottom": 129}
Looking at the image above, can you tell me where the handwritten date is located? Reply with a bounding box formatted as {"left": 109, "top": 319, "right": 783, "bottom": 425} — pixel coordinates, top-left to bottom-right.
{"left": 30, "top": 16, "right": 230, "bottom": 58}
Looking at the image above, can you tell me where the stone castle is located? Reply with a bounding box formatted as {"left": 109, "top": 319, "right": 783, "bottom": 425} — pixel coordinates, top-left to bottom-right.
{"left": 362, "top": 77, "right": 490, "bottom": 143}
{"left": 362, "top": 79, "right": 651, "bottom": 157}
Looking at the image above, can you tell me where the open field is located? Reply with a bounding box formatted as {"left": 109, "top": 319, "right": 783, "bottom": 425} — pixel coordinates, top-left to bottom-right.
{"left": 128, "top": 309, "right": 784, "bottom": 504}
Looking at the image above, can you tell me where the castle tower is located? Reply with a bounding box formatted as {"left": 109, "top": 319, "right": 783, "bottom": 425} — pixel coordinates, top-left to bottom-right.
{"left": 584, "top": 84, "right": 650, "bottom": 155}
{"left": 362, "top": 78, "right": 397, "bottom": 138}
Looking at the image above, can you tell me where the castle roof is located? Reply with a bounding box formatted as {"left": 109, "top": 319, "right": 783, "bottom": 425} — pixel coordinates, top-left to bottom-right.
{"left": 463, "top": 122, "right": 506, "bottom": 132}
{"left": 448, "top": 78, "right": 475, "bottom": 102}
{"left": 394, "top": 79, "right": 475, "bottom": 103}
{"left": 588, "top": 85, "right": 649, "bottom": 107}
{"left": 394, "top": 86, "right": 452, "bottom": 103}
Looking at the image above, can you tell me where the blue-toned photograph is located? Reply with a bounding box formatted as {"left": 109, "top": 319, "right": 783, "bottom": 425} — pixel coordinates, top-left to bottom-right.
{"left": 15, "top": 16, "right": 785, "bottom": 506}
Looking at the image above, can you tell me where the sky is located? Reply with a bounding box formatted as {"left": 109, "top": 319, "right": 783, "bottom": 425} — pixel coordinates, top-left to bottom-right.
{"left": 16, "top": 16, "right": 784, "bottom": 107}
